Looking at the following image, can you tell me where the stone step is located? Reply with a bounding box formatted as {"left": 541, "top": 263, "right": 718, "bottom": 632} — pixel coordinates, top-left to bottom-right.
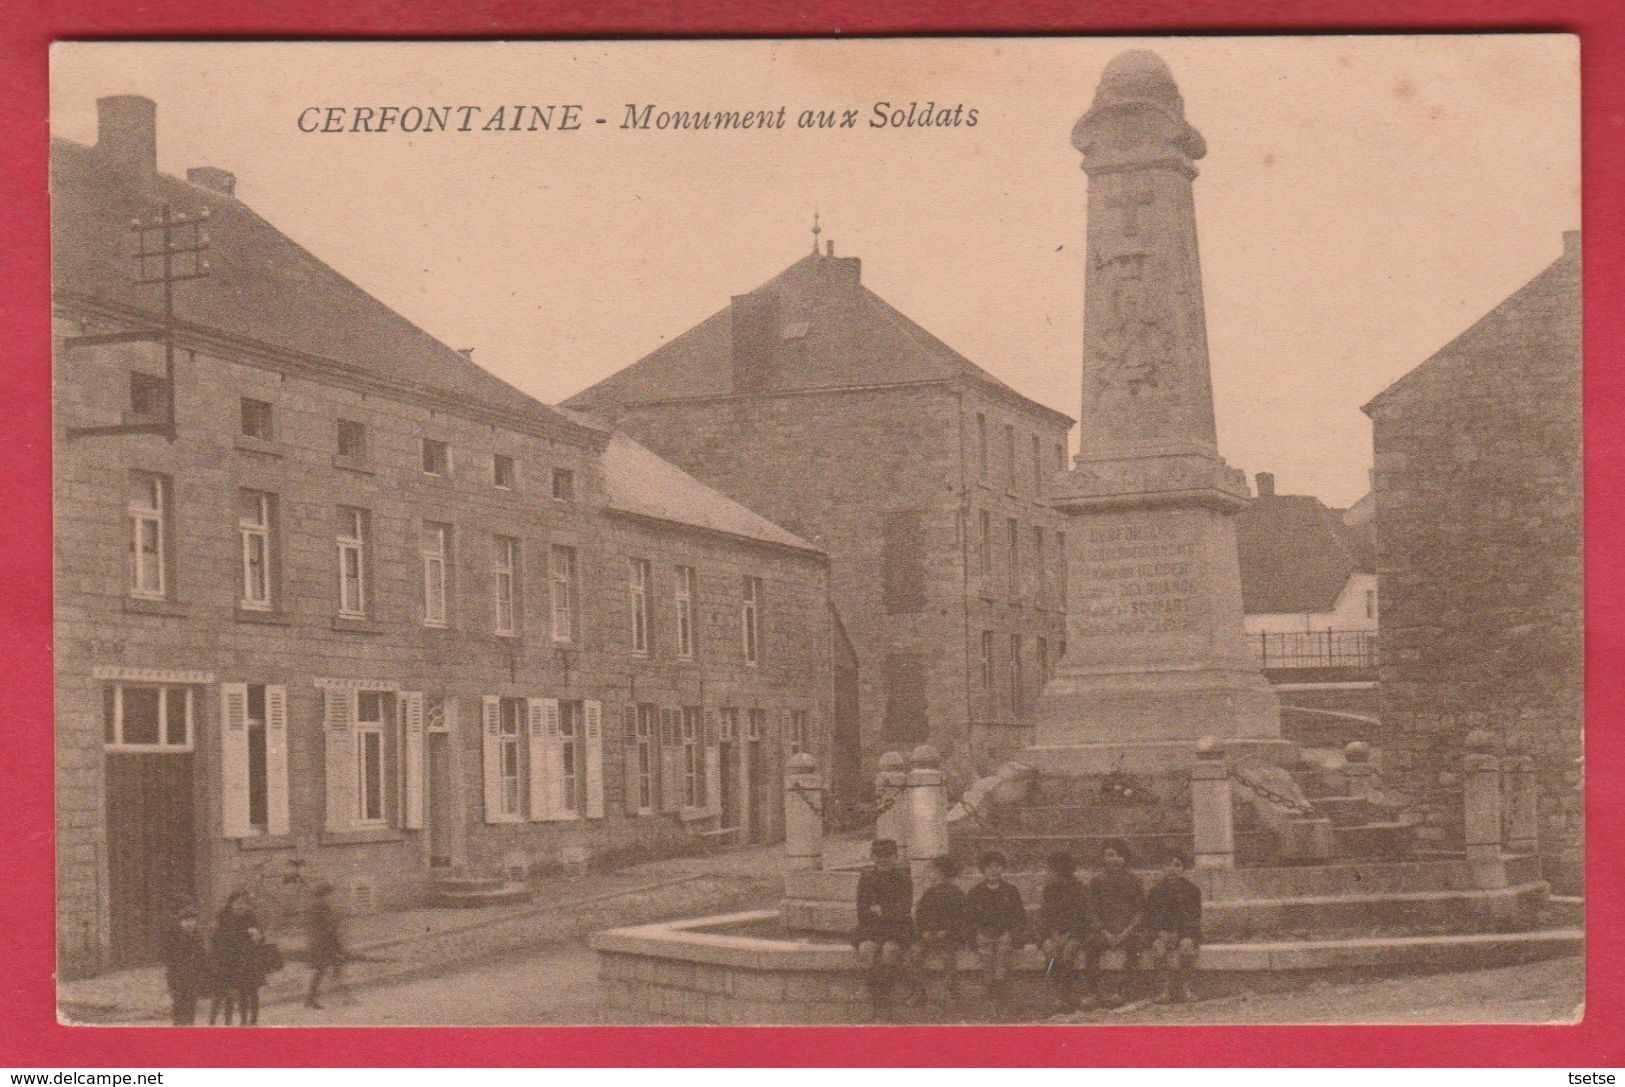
{"left": 430, "top": 882, "right": 532, "bottom": 909}
{"left": 434, "top": 875, "right": 511, "bottom": 894}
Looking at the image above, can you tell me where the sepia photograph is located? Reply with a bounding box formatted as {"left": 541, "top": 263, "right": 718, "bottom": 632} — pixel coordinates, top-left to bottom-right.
{"left": 47, "top": 36, "right": 1582, "bottom": 1028}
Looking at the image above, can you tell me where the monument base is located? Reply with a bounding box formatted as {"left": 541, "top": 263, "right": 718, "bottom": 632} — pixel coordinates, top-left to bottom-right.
{"left": 1018, "top": 736, "right": 1299, "bottom": 775}
{"left": 1033, "top": 662, "right": 1283, "bottom": 747}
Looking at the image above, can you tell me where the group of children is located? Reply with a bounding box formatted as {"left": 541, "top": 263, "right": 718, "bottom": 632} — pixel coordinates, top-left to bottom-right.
{"left": 157, "top": 882, "right": 349, "bottom": 1026}
{"left": 853, "top": 839, "right": 1202, "bottom": 1019}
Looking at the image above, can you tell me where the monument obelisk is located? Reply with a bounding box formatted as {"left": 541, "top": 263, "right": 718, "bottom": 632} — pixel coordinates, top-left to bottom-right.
{"left": 1028, "top": 50, "right": 1288, "bottom": 771}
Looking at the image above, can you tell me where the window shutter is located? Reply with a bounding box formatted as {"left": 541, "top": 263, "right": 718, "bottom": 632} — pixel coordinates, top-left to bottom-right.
{"left": 584, "top": 700, "right": 605, "bottom": 818}
{"left": 481, "top": 696, "right": 504, "bottom": 824}
{"left": 323, "top": 687, "right": 356, "bottom": 833}
{"left": 265, "top": 685, "right": 290, "bottom": 836}
{"left": 704, "top": 710, "right": 722, "bottom": 815}
{"left": 401, "top": 691, "right": 425, "bottom": 830}
{"left": 659, "top": 709, "right": 683, "bottom": 813}
{"left": 527, "top": 698, "right": 550, "bottom": 822}
{"left": 543, "top": 699, "right": 566, "bottom": 820}
{"left": 624, "top": 707, "right": 642, "bottom": 815}
{"left": 220, "top": 683, "right": 252, "bottom": 838}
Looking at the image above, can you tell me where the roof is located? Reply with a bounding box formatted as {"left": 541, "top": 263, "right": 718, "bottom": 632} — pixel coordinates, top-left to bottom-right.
{"left": 1237, "top": 492, "right": 1374, "bottom": 614}
{"left": 51, "top": 135, "right": 596, "bottom": 440}
{"left": 598, "top": 432, "right": 820, "bottom": 554}
{"left": 565, "top": 249, "right": 1074, "bottom": 427}
{"left": 1363, "top": 235, "right": 1580, "bottom": 417}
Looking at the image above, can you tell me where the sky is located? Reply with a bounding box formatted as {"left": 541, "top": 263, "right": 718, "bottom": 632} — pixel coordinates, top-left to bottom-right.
{"left": 51, "top": 37, "right": 1579, "bottom": 507}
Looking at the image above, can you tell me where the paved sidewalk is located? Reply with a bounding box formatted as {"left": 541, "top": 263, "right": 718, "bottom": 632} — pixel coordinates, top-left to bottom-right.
{"left": 58, "top": 843, "right": 785, "bottom": 1025}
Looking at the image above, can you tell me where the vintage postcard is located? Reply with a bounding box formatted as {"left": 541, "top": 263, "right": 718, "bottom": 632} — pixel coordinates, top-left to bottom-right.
{"left": 48, "top": 36, "right": 1581, "bottom": 1028}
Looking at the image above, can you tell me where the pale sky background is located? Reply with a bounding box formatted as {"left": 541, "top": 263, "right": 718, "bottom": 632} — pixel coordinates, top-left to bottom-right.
{"left": 51, "top": 37, "right": 1579, "bottom": 507}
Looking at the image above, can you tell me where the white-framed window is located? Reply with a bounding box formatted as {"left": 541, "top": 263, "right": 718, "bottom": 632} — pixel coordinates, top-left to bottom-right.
{"left": 127, "top": 472, "right": 167, "bottom": 600}
{"left": 354, "top": 691, "right": 389, "bottom": 826}
{"left": 337, "top": 507, "right": 367, "bottom": 618}
{"left": 103, "top": 683, "right": 193, "bottom": 751}
{"left": 629, "top": 558, "right": 651, "bottom": 655}
{"left": 422, "top": 438, "right": 450, "bottom": 476}
{"left": 421, "top": 521, "right": 450, "bottom": 627}
{"left": 788, "top": 709, "right": 809, "bottom": 757}
{"left": 742, "top": 575, "right": 762, "bottom": 665}
{"left": 498, "top": 696, "right": 523, "bottom": 819}
{"left": 559, "top": 701, "right": 582, "bottom": 814}
{"left": 681, "top": 706, "right": 704, "bottom": 807}
{"left": 981, "top": 631, "right": 997, "bottom": 702}
{"left": 246, "top": 684, "right": 269, "bottom": 831}
{"left": 978, "top": 509, "right": 992, "bottom": 577}
{"left": 674, "top": 564, "right": 696, "bottom": 659}
{"left": 747, "top": 707, "right": 766, "bottom": 742}
{"left": 1034, "top": 525, "right": 1047, "bottom": 602}
{"left": 1007, "top": 517, "right": 1020, "bottom": 603}
{"left": 719, "top": 707, "right": 740, "bottom": 743}
{"left": 1005, "top": 423, "right": 1018, "bottom": 490}
{"left": 493, "top": 535, "right": 518, "bottom": 635}
{"left": 1010, "top": 633, "right": 1024, "bottom": 716}
{"left": 493, "top": 453, "right": 516, "bottom": 490}
{"left": 550, "top": 544, "right": 578, "bottom": 641}
{"left": 238, "top": 490, "right": 273, "bottom": 610}
{"left": 634, "top": 703, "right": 658, "bottom": 812}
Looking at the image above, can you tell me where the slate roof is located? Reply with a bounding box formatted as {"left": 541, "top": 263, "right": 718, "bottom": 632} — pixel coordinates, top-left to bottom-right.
{"left": 565, "top": 250, "right": 1074, "bottom": 426}
{"left": 597, "top": 431, "right": 819, "bottom": 553}
{"left": 51, "top": 135, "right": 593, "bottom": 436}
{"left": 1237, "top": 491, "right": 1374, "bottom": 615}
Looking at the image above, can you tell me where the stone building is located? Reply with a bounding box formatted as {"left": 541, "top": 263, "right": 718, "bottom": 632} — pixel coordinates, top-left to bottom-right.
{"left": 565, "top": 240, "right": 1074, "bottom": 797}
{"left": 54, "top": 97, "right": 835, "bottom": 975}
{"left": 1363, "top": 231, "right": 1582, "bottom": 891}
{"left": 1236, "top": 471, "right": 1380, "bottom": 737}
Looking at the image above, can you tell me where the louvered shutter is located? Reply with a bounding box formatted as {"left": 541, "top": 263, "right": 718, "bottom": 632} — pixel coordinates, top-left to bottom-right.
{"left": 323, "top": 688, "right": 356, "bottom": 833}
{"left": 659, "top": 708, "right": 683, "bottom": 813}
{"left": 527, "top": 697, "right": 550, "bottom": 821}
{"left": 481, "top": 696, "right": 504, "bottom": 824}
{"left": 704, "top": 709, "right": 722, "bottom": 814}
{"left": 624, "top": 706, "right": 642, "bottom": 815}
{"left": 584, "top": 700, "right": 605, "bottom": 818}
{"left": 265, "top": 685, "right": 290, "bottom": 836}
{"left": 220, "top": 683, "right": 252, "bottom": 838}
{"left": 543, "top": 699, "right": 566, "bottom": 819}
{"left": 401, "top": 691, "right": 425, "bottom": 830}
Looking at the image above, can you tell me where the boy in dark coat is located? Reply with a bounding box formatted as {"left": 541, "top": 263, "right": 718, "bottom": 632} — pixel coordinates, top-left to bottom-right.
{"left": 208, "top": 892, "right": 259, "bottom": 1025}
{"left": 230, "top": 924, "right": 284, "bottom": 1026}
{"left": 853, "top": 838, "right": 914, "bottom": 1018}
{"left": 1143, "top": 852, "right": 1203, "bottom": 1003}
{"left": 911, "top": 855, "right": 969, "bottom": 1006}
{"left": 1084, "top": 842, "right": 1147, "bottom": 1007}
{"left": 964, "top": 850, "right": 1028, "bottom": 1006}
{"left": 158, "top": 902, "right": 210, "bottom": 1026}
{"left": 1038, "top": 852, "right": 1099, "bottom": 1011}
{"left": 304, "top": 882, "right": 350, "bottom": 1009}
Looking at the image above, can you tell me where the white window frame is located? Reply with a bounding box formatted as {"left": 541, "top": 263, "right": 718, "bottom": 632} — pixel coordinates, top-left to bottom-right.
{"left": 1034, "top": 525, "right": 1047, "bottom": 601}
{"left": 635, "top": 704, "right": 657, "bottom": 813}
{"left": 1007, "top": 517, "right": 1020, "bottom": 603}
{"left": 629, "top": 558, "right": 651, "bottom": 655}
{"left": 788, "top": 710, "right": 808, "bottom": 757}
{"left": 499, "top": 697, "right": 523, "bottom": 819}
{"left": 354, "top": 691, "right": 388, "bottom": 827}
{"left": 128, "top": 473, "right": 166, "bottom": 600}
{"left": 550, "top": 544, "right": 578, "bottom": 642}
{"left": 104, "top": 683, "right": 194, "bottom": 752}
{"left": 337, "top": 508, "right": 367, "bottom": 618}
{"left": 493, "top": 535, "right": 518, "bottom": 636}
{"left": 559, "top": 701, "right": 581, "bottom": 814}
{"left": 681, "top": 706, "right": 703, "bottom": 808}
{"left": 674, "top": 564, "right": 695, "bottom": 660}
{"left": 747, "top": 708, "right": 766, "bottom": 742}
{"left": 245, "top": 683, "right": 270, "bottom": 832}
{"left": 239, "top": 491, "right": 272, "bottom": 610}
{"left": 1010, "top": 633, "right": 1024, "bottom": 716}
{"left": 742, "top": 575, "right": 762, "bottom": 666}
{"left": 978, "top": 509, "right": 992, "bottom": 578}
{"left": 422, "top": 522, "right": 449, "bottom": 627}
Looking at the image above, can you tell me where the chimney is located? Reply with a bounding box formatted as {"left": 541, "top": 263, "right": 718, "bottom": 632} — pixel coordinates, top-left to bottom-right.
{"left": 730, "top": 293, "right": 779, "bottom": 394}
{"left": 1563, "top": 230, "right": 1580, "bottom": 258}
{"left": 826, "top": 239, "right": 834, "bottom": 257}
{"left": 96, "top": 96, "right": 157, "bottom": 173}
{"left": 1255, "top": 471, "right": 1275, "bottom": 497}
{"left": 187, "top": 166, "right": 236, "bottom": 197}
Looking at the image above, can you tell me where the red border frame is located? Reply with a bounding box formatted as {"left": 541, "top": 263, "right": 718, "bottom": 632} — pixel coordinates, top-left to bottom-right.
{"left": 3, "top": 1, "right": 1621, "bottom": 1067}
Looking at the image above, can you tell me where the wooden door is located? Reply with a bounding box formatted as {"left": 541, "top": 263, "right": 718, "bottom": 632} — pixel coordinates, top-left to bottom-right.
{"left": 105, "top": 752, "right": 195, "bottom": 967}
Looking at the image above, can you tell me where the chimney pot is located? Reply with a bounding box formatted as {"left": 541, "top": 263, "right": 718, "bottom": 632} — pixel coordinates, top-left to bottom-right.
{"left": 187, "top": 166, "right": 236, "bottom": 197}
{"left": 96, "top": 96, "right": 158, "bottom": 173}
{"left": 1255, "top": 471, "right": 1276, "bottom": 497}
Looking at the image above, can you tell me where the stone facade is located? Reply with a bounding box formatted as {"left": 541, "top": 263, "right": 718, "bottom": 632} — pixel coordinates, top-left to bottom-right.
{"left": 1364, "top": 232, "right": 1582, "bottom": 892}
{"left": 53, "top": 102, "right": 834, "bottom": 975}
{"left": 568, "top": 250, "right": 1071, "bottom": 796}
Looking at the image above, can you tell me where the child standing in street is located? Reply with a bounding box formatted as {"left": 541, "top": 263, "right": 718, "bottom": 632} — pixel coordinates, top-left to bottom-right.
{"left": 158, "top": 901, "right": 210, "bottom": 1026}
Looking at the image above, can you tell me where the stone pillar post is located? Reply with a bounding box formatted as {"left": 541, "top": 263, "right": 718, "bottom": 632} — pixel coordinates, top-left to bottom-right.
{"left": 1462, "top": 730, "right": 1507, "bottom": 889}
{"left": 1502, "top": 750, "right": 1540, "bottom": 857}
{"left": 1342, "top": 741, "right": 1375, "bottom": 800}
{"left": 784, "top": 752, "right": 825, "bottom": 871}
{"left": 905, "top": 745, "right": 949, "bottom": 881}
{"left": 874, "top": 750, "right": 910, "bottom": 856}
{"left": 1190, "top": 736, "right": 1234, "bottom": 869}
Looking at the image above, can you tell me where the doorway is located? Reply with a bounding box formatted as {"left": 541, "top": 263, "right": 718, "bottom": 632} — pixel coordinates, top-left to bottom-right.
{"left": 105, "top": 751, "right": 195, "bottom": 967}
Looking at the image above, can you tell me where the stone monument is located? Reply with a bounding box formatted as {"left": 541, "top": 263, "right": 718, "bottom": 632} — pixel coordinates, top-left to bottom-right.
{"left": 1029, "top": 49, "right": 1290, "bottom": 772}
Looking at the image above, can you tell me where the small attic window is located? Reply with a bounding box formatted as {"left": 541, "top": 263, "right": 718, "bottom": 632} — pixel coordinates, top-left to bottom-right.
{"left": 780, "top": 321, "right": 812, "bottom": 341}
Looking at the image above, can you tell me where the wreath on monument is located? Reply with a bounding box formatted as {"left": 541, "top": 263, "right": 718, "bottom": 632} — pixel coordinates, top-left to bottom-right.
{"left": 1100, "top": 769, "right": 1151, "bottom": 806}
